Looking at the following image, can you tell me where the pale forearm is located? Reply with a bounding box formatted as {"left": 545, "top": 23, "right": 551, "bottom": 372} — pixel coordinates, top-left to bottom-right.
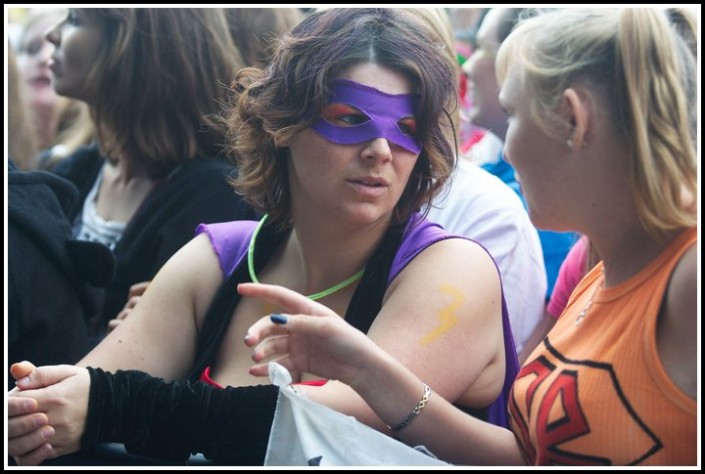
{"left": 351, "top": 349, "right": 526, "bottom": 466}
{"left": 76, "top": 299, "right": 196, "bottom": 380}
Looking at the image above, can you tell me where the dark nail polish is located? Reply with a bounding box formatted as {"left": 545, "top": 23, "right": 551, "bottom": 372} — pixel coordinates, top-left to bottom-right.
{"left": 270, "top": 313, "right": 288, "bottom": 324}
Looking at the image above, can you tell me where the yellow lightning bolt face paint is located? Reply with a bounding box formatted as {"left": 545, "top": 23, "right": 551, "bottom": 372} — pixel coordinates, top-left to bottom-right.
{"left": 419, "top": 284, "right": 464, "bottom": 346}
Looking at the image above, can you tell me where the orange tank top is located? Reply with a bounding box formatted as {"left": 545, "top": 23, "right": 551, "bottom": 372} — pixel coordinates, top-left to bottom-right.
{"left": 510, "top": 227, "right": 697, "bottom": 465}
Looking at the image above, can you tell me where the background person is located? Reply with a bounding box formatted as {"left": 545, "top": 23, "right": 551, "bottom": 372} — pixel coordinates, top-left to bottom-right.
{"left": 43, "top": 8, "right": 258, "bottom": 340}
{"left": 13, "top": 7, "right": 94, "bottom": 171}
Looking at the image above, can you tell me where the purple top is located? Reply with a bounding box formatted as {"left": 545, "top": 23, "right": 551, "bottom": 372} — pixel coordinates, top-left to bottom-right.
{"left": 196, "top": 213, "right": 519, "bottom": 429}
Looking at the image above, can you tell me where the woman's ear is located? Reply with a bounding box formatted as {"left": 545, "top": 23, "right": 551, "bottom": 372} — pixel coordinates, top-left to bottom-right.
{"left": 563, "top": 87, "right": 590, "bottom": 150}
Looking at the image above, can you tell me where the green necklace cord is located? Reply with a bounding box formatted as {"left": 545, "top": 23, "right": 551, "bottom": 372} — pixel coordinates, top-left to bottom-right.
{"left": 247, "top": 214, "right": 365, "bottom": 301}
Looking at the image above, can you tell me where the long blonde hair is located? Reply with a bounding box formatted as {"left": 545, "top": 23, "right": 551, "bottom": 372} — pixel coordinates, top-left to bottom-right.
{"left": 496, "top": 8, "right": 697, "bottom": 241}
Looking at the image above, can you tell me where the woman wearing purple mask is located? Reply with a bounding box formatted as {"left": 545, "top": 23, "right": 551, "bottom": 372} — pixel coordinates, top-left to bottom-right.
{"left": 245, "top": 7, "right": 697, "bottom": 467}
{"left": 8, "top": 8, "right": 517, "bottom": 466}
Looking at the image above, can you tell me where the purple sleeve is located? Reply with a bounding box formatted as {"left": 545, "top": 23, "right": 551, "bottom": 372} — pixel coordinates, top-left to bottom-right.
{"left": 387, "top": 214, "right": 453, "bottom": 284}
{"left": 195, "top": 221, "right": 258, "bottom": 278}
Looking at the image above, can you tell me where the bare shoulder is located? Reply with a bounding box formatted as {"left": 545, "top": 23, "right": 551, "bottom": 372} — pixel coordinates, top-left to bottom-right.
{"left": 663, "top": 242, "right": 697, "bottom": 332}
{"left": 165, "top": 231, "right": 223, "bottom": 274}
{"left": 658, "top": 243, "right": 697, "bottom": 398}
{"left": 666, "top": 243, "right": 697, "bottom": 306}
{"left": 159, "top": 232, "right": 225, "bottom": 320}
{"left": 418, "top": 236, "right": 499, "bottom": 284}
{"left": 385, "top": 236, "right": 501, "bottom": 325}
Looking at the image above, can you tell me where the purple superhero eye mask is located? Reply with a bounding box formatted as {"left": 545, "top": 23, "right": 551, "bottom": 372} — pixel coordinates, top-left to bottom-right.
{"left": 311, "top": 79, "right": 421, "bottom": 154}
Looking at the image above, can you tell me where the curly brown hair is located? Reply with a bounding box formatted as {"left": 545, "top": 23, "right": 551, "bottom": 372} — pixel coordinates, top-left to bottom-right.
{"left": 227, "top": 8, "right": 457, "bottom": 230}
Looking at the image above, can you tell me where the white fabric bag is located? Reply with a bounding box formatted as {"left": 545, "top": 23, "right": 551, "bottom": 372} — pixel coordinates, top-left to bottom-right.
{"left": 264, "top": 362, "right": 449, "bottom": 466}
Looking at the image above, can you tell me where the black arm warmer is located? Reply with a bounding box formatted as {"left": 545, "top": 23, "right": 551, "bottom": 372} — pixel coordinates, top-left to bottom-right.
{"left": 81, "top": 367, "right": 279, "bottom": 465}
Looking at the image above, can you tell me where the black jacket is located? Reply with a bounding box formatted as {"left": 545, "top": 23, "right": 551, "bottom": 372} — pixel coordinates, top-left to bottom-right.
{"left": 53, "top": 144, "right": 258, "bottom": 337}
{"left": 8, "top": 160, "right": 114, "bottom": 388}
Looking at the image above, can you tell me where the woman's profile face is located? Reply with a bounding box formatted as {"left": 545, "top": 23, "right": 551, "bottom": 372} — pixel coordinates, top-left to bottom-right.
{"left": 45, "top": 9, "right": 104, "bottom": 103}
{"left": 16, "top": 11, "right": 65, "bottom": 114}
{"left": 499, "top": 67, "right": 571, "bottom": 230}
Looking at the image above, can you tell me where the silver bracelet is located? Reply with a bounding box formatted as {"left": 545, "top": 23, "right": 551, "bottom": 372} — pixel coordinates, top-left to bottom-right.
{"left": 386, "top": 383, "right": 432, "bottom": 432}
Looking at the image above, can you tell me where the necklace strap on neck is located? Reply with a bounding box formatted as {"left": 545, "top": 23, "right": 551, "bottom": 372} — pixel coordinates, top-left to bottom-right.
{"left": 247, "top": 214, "right": 364, "bottom": 301}
{"left": 305, "top": 268, "right": 365, "bottom": 301}
{"left": 247, "top": 214, "right": 269, "bottom": 285}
